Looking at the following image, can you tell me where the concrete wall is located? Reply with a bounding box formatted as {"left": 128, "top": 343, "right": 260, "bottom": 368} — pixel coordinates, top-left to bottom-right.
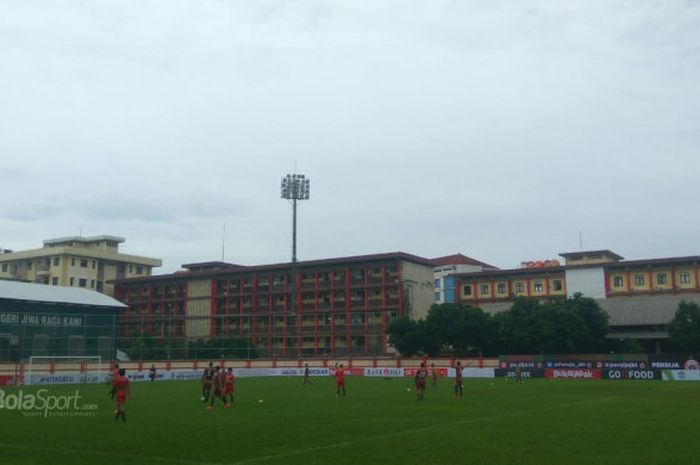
{"left": 186, "top": 279, "right": 213, "bottom": 338}
{"left": 400, "top": 260, "right": 435, "bottom": 320}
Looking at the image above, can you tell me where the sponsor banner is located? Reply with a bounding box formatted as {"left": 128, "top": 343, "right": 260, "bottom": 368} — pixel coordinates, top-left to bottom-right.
{"left": 402, "top": 368, "right": 450, "bottom": 377}
{"left": 328, "top": 367, "right": 364, "bottom": 377}
{"left": 545, "top": 369, "right": 601, "bottom": 379}
{"left": 598, "top": 360, "right": 649, "bottom": 370}
{"left": 649, "top": 355, "right": 700, "bottom": 371}
{"left": 662, "top": 370, "right": 700, "bottom": 382}
{"left": 0, "top": 375, "right": 18, "bottom": 386}
{"left": 168, "top": 370, "right": 203, "bottom": 381}
{"left": 495, "top": 369, "right": 544, "bottom": 379}
{"left": 545, "top": 361, "right": 595, "bottom": 369}
{"left": 603, "top": 369, "right": 660, "bottom": 381}
{"left": 268, "top": 367, "right": 330, "bottom": 377}
{"left": 24, "top": 373, "right": 107, "bottom": 385}
{"left": 498, "top": 356, "right": 544, "bottom": 369}
{"left": 447, "top": 368, "right": 495, "bottom": 379}
{"left": 364, "top": 367, "right": 405, "bottom": 377}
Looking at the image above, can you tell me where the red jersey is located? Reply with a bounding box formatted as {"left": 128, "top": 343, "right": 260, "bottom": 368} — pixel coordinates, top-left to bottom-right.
{"left": 335, "top": 368, "right": 345, "bottom": 385}
{"left": 111, "top": 368, "right": 120, "bottom": 386}
{"left": 224, "top": 372, "right": 235, "bottom": 393}
{"left": 114, "top": 375, "right": 130, "bottom": 403}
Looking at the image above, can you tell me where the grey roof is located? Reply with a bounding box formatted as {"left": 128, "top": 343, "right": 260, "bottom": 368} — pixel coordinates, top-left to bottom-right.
{"left": 0, "top": 280, "right": 126, "bottom": 308}
{"left": 599, "top": 294, "right": 700, "bottom": 326}
{"left": 479, "top": 294, "right": 700, "bottom": 328}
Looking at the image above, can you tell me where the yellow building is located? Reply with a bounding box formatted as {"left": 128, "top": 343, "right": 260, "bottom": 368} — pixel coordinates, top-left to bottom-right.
{"left": 0, "top": 235, "right": 161, "bottom": 296}
{"left": 450, "top": 249, "right": 700, "bottom": 352}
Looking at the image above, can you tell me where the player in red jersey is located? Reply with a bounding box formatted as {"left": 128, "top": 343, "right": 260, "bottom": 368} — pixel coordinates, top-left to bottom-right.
{"left": 113, "top": 368, "right": 131, "bottom": 422}
{"left": 454, "top": 361, "right": 463, "bottom": 399}
{"left": 335, "top": 364, "right": 346, "bottom": 398}
{"left": 108, "top": 363, "right": 119, "bottom": 399}
{"left": 223, "top": 368, "right": 235, "bottom": 408}
{"left": 415, "top": 363, "right": 428, "bottom": 401}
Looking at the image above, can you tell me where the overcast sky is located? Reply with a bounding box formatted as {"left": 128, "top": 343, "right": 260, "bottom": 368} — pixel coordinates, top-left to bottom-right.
{"left": 1, "top": 0, "right": 699, "bottom": 273}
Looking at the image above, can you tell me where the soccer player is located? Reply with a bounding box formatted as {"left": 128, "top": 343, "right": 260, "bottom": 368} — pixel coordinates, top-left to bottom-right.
{"left": 201, "top": 362, "right": 214, "bottom": 402}
{"left": 454, "top": 361, "right": 463, "bottom": 399}
{"left": 415, "top": 363, "right": 428, "bottom": 401}
{"left": 335, "top": 364, "right": 346, "bottom": 398}
{"left": 430, "top": 363, "right": 438, "bottom": 388}
{"left": 302, "top": 363, "right": 311, "bottom": 386}
{"left": 206, "top": 366, "right": 224, "bottom": 410}
{"left": 223, "top": 368, "right": 235, "bottom": 408}
{"left": 108, "top": 363, "right": 120, "bottom": 399}
{"left": 149, "top": 364, "right": 156, "bottom": 382}
{"left": 113, "top": 368, "right": 131, "bottom": 422}
{"left": 514, "top": 365, "right": 523, "bottom": 384}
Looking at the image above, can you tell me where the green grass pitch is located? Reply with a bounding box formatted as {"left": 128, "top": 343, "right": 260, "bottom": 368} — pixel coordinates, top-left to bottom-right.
{"left": 0, "top": 376, "right": 698, "bottom": 465}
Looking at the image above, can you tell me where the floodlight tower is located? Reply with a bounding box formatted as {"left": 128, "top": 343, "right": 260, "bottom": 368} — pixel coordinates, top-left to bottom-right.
{"left": 280, "top": 174, "right": 310, "bottom": 264}
{"left": 280, "top": 174, "right": 310, "bottom": 356}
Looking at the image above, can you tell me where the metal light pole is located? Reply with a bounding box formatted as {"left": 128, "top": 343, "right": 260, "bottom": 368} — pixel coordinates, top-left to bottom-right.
{"left": 280, "top": 174, "right": 310, "bottom": 357}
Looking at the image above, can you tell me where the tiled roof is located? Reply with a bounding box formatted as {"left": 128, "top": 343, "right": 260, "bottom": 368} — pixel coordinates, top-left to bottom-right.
{"left": 431, "top": 254, "right": 497, "bottom": 269}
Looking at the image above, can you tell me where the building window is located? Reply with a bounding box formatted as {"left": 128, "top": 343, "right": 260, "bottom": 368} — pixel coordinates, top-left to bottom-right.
{"left": 514, "top": 282, "right": 524, "bottom": 293}
{"left": 92, "top": 260, "right": 96, "bottom": 269}
{"left": 53, "top": 257, "right": 60, "bottom": 266}
{"left": 90, "top": 280, "right": 95, "bottom": 288}
{"left": 71, "top": 258, "right": 75, "bottom": 266}
{"left": 552, "top": 280, "right": 563, "bottom": 291}
{"left": 118, "top": 264, "right": 126, "bottom": 273}
{"left": 136, "top": 266, "right": 143, "bottom": 275}
{"left": 434, "top": 279, "right": 441, "bottom": 289}
{"left": 70, "top": 277, "right": 75, "bottom": 286}
{"left": 656, "top": 273, "right": 668, "bottom": 285}
{"left": 51, "top": 277, "right": 58, "bottom": 285}
{"left": 463, "top": 285, "right": 472, "bottom": 296}
{"left": 534, "top": 282, "right": 544, "bottom": 293}
{"left": 1, "top": 264, "right": 7, "bottom": 272}
{"left": 680, "top": 271, "right": 691, "bottom": 284}
{"left": 480, "top": 284, "right": 489, "bottom": 295}
{"left": 80, "top": 259, "right": 88, "bottom": 268}
{"left": 434, "top": 292, "right": 441, "bottom": 301}
{"left": 613, "top": 276, "right": 624, "bottom": 288}
{"left": 79, "top": 278, "right": 87, "bottom": 288}
{"left": 27, "top": 261, "right": 32, "bottom": 270}
{"left": 497, "top": 283, "right": 506, "bottom": 294}
{"left": 634, "top": 275, "right": 645, "bottom": 286}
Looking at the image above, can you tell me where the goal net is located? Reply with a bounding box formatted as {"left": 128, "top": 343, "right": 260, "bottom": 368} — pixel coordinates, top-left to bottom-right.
{"left": 26, "top": 356, "right": 103, "bottom": 386}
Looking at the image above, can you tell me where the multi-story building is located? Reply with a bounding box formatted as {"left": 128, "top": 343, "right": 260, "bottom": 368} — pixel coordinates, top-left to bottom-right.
{"left": 432, "top": 253, "right": 498, "bottom": 304}
{"left": 447, "top": 249, "right": 700, "bottom": 352}
{"left": 113, "top": 252, "right": 435, "bottom": 357}
{"left": 0, "top": 236, "right": 161, "bottom": 297}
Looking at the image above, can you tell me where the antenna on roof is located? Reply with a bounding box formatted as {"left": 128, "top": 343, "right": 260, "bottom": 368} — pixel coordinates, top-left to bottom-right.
{"left": 579, "top": 231, "right": 583, "bottom": 251}
{"left": 221, "top": 224, "right": 226, "bottom": 262}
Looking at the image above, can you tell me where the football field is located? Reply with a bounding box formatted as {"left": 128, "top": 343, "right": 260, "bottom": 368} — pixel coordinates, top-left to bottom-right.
{"left": 0, "top": 376, "right": 697, "bottom": 465}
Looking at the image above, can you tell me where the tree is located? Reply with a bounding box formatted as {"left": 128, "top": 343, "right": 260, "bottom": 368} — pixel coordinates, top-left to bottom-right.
{"left": 669, "top": 301, "right": 700, "bottom": 351}
{"left": 423, "top": 304, "right": 490, "bottom": 356}
{"left": 387, "top": 316, "right": 422, "bottom": 356}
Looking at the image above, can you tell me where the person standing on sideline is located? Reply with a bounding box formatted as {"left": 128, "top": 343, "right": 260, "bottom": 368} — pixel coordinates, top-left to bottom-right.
{"left": 302, "top": 363, "right": 311, "bottom": 385}
{"left": 149, "top": 364, "right": 157, "bottom": 382}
